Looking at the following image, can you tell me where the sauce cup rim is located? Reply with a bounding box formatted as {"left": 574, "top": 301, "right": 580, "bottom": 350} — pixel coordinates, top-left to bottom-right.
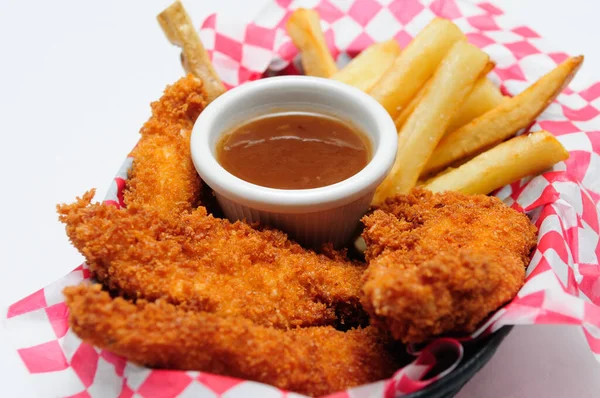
{"left": 190, "top": 75, "right": 397, "bottom": 213}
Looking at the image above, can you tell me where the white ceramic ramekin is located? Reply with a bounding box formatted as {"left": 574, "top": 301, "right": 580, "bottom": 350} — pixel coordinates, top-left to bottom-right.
{"left": 191, "top": 76, "right": 397, "bottom": 248}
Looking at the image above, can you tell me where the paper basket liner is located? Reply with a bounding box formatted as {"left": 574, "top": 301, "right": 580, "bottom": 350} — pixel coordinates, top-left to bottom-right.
{"left": 5, "top": 1, "right": 600, "bottom": 397}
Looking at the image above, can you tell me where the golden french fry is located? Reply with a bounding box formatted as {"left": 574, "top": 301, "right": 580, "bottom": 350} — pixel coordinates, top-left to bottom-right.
{"left": 425, "top": 131, "right": 569, "bottom": 195}
{"left": 446, "top": 78, "right": 506, "bottom": 133}
{"left": 480, "top": 60, "right": 496, "bottom": 77}
{"left": 368, "top": 18, "right": 465, "bottom": 118}
{"left": 422, "top": 56, "right": 583, "bottom": 176}
{"left": 372, "top": 41, "right": 489, "bottom": 205}
{"left": 158, "top": 1, "right": 226, "bottom": 102}
{"left": 331, "top": 40, "right": 401, "bottom": 92}
{"left": 417, "top": 166, "right": 454, "bottom": 187}
{"left": 286, "top": 9, "right": 338, "bottom": 77}
{"left": 394, "top": 79, "right": 429, "bottom": 131}
{"left": 394, "top": 61, "right": 497, "bottom": 131}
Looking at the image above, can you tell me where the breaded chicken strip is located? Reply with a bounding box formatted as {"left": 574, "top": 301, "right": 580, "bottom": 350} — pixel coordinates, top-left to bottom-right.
{"left": 124, "top": 74, "right": 207, "bottom": 213}
{"left": 58, "top": 191, "right": 366, "bottom": 329}
{"left": 64, "top": 284, "right": 398, "bottom": 397}
{"left": 361, "top": 189, "right": 537, "bottom": 343}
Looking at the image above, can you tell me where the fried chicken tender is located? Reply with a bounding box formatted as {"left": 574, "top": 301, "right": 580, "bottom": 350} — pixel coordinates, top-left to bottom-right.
{"left": 58, "top": 73, "right": 399, "bottom": 395}
{"left": 57, "top": 191, "right": 366, "bottom": 329}
{"left": 124, "top": 74, "right": 207, "bottom": 214}
{"left": 361, "top": 189, "right": 537, "bottom": 343}
{"left": 65, "top": 284, "right": 398, "bottom": 397}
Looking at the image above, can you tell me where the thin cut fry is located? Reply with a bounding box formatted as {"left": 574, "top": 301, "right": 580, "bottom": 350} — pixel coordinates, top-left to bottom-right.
{"left": 331, "top": 40, "right": 401, "bottom": 92}
{"left": 446, "top": 78, "right": 506, "bottom": 133}
{"left": 158, "top": 1, "right": 226, "bottom": 102}
{"left": 425, "top": 131, "right": 569, "bottom": 195}
{"left": 394, "top": 61, "right": 497, "bottom": 131}
{"left": 372, "top": 41, "right": 489, "bottom": 205}
{"left": 422, "top": 56, "right": 583, "bottom": 176}
{"left": 368, "top": 18, "right": 465, "bottom": 118}
{"left": 286, "top": 9, "right": 338, "bottom": 78}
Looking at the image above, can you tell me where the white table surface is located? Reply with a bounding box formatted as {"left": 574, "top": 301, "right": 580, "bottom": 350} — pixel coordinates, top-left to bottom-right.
{"left": 0, "top": 0, "right": 598, "bottom": 396}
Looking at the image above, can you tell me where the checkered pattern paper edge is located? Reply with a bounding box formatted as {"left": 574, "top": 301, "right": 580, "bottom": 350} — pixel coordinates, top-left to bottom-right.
{"left": 6, "top": 1, "right": 600, "bottom": 397}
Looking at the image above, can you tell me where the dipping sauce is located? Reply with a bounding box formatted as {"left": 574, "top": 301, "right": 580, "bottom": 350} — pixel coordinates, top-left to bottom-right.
{"left": 216, "top": 112, "right": 371, "bottom": 189}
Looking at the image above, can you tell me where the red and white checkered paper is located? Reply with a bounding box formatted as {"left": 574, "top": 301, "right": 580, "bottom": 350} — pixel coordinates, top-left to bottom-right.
{"left": 5, "top": 0, "right": 600, "bottom": 397}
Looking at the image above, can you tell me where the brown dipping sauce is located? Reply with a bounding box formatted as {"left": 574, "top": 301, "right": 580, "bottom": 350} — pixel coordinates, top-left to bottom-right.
{"left": 216, "top": 112, "right": 371, "bottom": 190}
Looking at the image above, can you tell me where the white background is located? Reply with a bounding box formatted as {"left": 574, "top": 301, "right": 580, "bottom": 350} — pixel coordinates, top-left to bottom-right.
{"left": 0, "top": 0, "right": 598, "bottom": 396}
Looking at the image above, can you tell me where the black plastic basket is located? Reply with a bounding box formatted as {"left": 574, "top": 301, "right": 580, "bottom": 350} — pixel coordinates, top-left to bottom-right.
{"left": 404, "top": 326, "right": 513, "bottom": 398}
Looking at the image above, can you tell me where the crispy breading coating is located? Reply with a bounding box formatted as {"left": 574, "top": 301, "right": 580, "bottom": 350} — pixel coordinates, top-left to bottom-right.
{"left": 361, "top": 189, "right": 537, "bottom": 343}
{"left": 58, "top": 191, "right": 366, "bottom": 329}
{"left": 58, "top": 74, "right": 399, "bottom": 396}
{"left": 65, "top": 284, "right": 398, "bottom": 397}
{"left": 124, "top": 74, "right": 207, "bottom": 213}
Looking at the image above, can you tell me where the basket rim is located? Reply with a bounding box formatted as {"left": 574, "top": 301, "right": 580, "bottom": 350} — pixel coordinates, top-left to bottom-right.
{"left": 404, "top": 326, "right": 514, "bottom": 398}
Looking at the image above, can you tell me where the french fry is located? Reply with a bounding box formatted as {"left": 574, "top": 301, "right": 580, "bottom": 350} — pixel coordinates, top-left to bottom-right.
{"left": 422, "top": 56, "right": 583, "bottom": 176}
{"left": 394, "top": 61, "right": 497, "bottom": 131}
{"left": 368, "top": 18, "right": 465, "bottom": 118}
{"left": 331, "top": 40, "right": 401, "bottom": 92}
{"left": 286, "top": 9, "right": 338, "bottom": 78}
{"left": 158, "top": 1, "right": 226, "bottom": 102}
{"left": 372, "top": 41, "right": 489, "bottom": 205}
{"left": 425, "top": 131, "right": 569, "bottom": 195}
{"left": 446, "top": 78, "right": 506, "bottom": 133}
{"left": 393, "top": 79, "right": 429, "bottom": 131}
{"left": 480, "top": 60, "right": 496, "bottom": 77}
